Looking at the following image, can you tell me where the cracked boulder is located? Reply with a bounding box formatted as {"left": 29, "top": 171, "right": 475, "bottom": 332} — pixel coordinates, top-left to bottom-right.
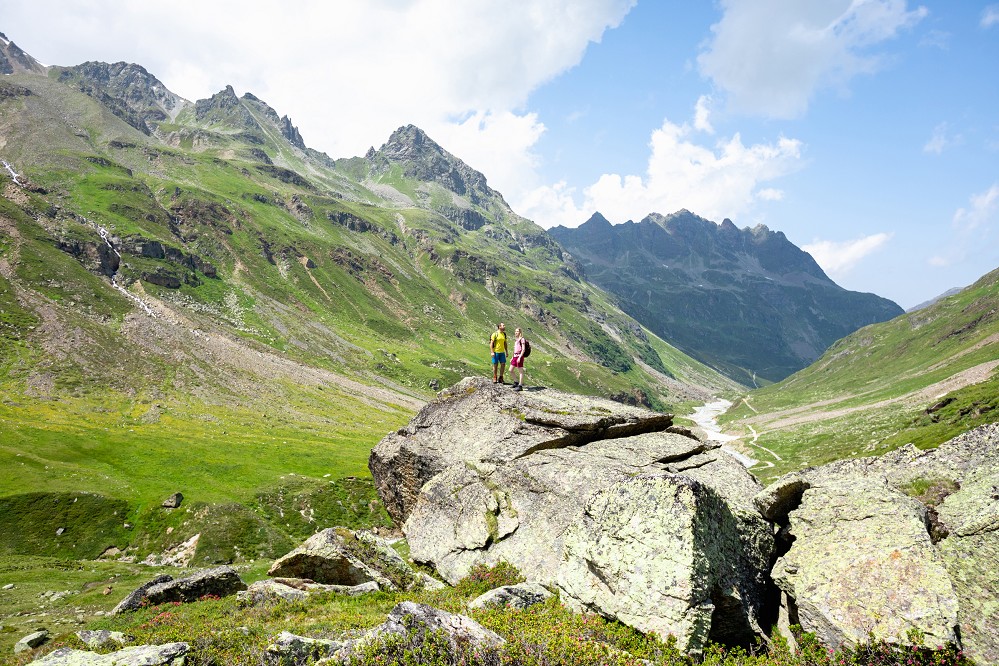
{"left": 557, "top": 474, "right": 773, "bottom": 654}
{"left": 268, "top": 528, "right": 418, "bottom": 591}
{"left": 756, "top": 423, "right": 999, "bottom": 660}
{"left": 370, "top": 377, "right": 771, "bottom": 648}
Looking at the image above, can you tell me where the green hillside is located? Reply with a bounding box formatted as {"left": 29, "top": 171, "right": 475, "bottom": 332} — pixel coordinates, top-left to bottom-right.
{"left": 0, "top": 63, "right": 736, "bottom": 564}
{"left": 721, "top": 267, "right": 999, "bottom": 480}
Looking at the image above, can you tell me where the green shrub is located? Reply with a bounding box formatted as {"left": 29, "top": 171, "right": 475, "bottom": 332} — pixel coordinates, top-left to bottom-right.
{"left": 453, "top": 561, "right": 525, "bottom": 597}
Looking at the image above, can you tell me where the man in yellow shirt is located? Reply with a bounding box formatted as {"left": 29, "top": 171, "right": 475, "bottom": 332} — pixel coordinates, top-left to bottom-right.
{"left": 489, "top": 322, "right": 508, "bottom": 384}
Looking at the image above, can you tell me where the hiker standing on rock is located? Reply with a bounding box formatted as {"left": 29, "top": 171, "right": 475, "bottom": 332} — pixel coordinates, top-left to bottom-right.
{"left": 510, "top": 327, "right": 528, "bottom": 391}
{"left": 490, "top": 322, "right": 508, "bottom": 384}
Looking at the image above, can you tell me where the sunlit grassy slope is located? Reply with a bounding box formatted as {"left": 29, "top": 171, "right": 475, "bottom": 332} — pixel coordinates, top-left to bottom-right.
{"left": 0, "top": 68, "right": 737, "bottom": 562}
{"left": 721, "top": 267, "right": 999, "bottom": 481}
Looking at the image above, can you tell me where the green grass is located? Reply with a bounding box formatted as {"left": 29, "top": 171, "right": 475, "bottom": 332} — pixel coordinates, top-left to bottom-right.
{"left": 0, "top": 560, "right": 972, "bottom": 666}
{"left": 716, "top": 269, "right": 999, "bottom": 481}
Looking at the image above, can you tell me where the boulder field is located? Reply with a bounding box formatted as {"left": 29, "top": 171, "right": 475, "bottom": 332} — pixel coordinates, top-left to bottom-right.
{"left": 369, "top": 377, "right": 998, "bottom": 661}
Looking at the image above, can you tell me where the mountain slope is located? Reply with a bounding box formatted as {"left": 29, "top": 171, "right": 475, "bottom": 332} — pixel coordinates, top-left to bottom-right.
{"left": 720, "top": 266, "right": 999, "bottom": 479}
{"left": 0, "top": 47, "right": 738, "bottom": 562}
{"left": 549, "top": 211, "right": 904, "bottom": 385}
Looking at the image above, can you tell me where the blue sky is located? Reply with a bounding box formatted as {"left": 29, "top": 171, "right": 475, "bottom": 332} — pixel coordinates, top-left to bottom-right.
{"left": 2, "top": 1, "right": 997, "bottom": 308}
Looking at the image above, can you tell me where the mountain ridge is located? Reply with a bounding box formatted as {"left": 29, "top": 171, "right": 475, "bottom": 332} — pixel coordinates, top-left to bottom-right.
{"left": 550, "top": 210, "right": 904, "bottom": 384}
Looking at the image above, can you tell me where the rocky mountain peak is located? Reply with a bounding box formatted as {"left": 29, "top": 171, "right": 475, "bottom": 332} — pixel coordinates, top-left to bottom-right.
{"left": 371, "top": 125, "right": 497, "bottom": 205}
{"left": 194, "top": 85, "right": 260, "bottom": 131}
{"left": 0, "top": 34, "right": 47, "bottom": 75}
{"left": 549, "top": 210, "right": 904, "bottom": 383}
{"left": 279, "top": 115, "right": 306, "bottom": 150}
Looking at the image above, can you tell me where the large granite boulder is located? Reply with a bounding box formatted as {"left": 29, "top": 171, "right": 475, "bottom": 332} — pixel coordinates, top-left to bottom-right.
{"left": 756, "top": 423, "right": 998, "bottom": 661}
{"left": 268, "top": 528, "right": 417, "bottom": 591}
{"left": 370, "top": 377, "right": 770, "bottom": 649}
{"left": 370, "top": 376, "right": 675, "bottom": 525}
{"left": 558, "top": 474, "right": 773, "bottom": 654}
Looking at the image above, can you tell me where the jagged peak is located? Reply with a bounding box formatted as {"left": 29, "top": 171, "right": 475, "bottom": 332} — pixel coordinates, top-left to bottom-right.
{"left": 0, "top": 35, "right": 47, "bottom": 75}
{"left": 194, "top": 85, "right": 260, "bottom": 131}
{"left": 583, "top": 211, "right": 613, "bottom": 227}
{"left": 239, "top": 92, "right": 306, "bottom": 150}
{"left": 371, "top": 124, "right": 497, "bottom": 204}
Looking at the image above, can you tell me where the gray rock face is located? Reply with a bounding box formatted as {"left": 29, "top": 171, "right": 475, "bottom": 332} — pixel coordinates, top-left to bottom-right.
{"left": 268, "top": 528, "right": 416, "bottom": 591}
{"left": 111, "top": 567, "right": 245, "bottom": 614}
{"left": 756, "top": 423, "right": 998, "bottom": 660}
{"left": 558, "top": 475, "right": 772, "bottom": 654}
{"left": 264, "top": 632, "right": 345, "bottom": 666}
{"left": 160, "top": 492, "right": 183, "bottom": 509}
{"left": 27, "top": 643, "right": 189, "bottom": 665}
{"left": 270, "top": 603, "right": 503, "bottom": 665}
{"left": 468, "top": 583, "right": 552, "bottom": 610}
{"left": 370, "top": 376, "right": 674, "bottom": 526}
{"left": 376, "top": 601, "right": 505, "bottom": 650}
{"left": 74, "top": 630, "right": 131, "bottom": 649}
{"left": 111, "top": 575, "right": 173, "bottom": 615}
{"left": 238, "top": 578, "right": 380, "bottom": 606}
{"left": 370, "top": 377, "right": 769, "bottom": 647}
{"left": 767, "top": 478, "right": 958, "bottom": 649}
{"left": 15, "top": 630, "right": 48, "bottom": 653}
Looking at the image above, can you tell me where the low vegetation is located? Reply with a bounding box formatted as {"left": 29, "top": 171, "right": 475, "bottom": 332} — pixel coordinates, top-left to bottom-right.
{"left": 0, "top": 561, "right": 972, "bottom": 666}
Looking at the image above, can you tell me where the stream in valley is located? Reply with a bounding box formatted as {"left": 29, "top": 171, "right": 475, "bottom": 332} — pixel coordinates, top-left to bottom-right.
{"left": 689, "top": 399, "right": 758, "bottom": 468}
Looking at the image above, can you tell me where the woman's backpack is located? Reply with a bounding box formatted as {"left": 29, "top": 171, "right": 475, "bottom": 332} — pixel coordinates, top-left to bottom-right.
{"left": 522, "top": 339, "right": 531, "bottom": 358}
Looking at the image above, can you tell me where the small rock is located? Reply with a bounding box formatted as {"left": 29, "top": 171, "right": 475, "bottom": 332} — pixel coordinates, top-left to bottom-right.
{"left": 2, "top": 583, "right": 14, "bottom": 590}
{"left": 161, "top": 493, "right": 184, "bottom": 509}
{"left": 55, "top": 528, "right": 65, "bottom": 536}
{"left": 14, "top": 629, "right": 49, "bottom": 653}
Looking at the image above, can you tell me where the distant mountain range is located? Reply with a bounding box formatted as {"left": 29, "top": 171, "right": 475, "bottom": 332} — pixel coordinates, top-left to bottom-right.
{"left": 550, "top": 211, "right": 903, "bottom": 384}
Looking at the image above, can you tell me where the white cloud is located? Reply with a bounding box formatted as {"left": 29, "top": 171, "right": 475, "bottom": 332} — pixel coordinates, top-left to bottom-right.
{"left": 697, "top": 0, "right": 928, "bottom": 118}
{"left": 982, "top": 5, "right": 999, "bottom": 28}
{"left": 693, "top": 95, "right": 714, "bottom": 133}
{"left": 929, "top": 183, "right": 999, "bottom": 267}
{"left": 429, "top": 111, "right": 546, "bottom": 202}
{"left": 802, "top": 233, "right": 893, "bottom": 276}
{"left": 1, "top": 0, "right": 635, "bottom": 160}
{"left": 517, "top": 113, "right": 803, "bottom": 228}
{"left": 923, "top": 122, "right": 965, "bottom": 155}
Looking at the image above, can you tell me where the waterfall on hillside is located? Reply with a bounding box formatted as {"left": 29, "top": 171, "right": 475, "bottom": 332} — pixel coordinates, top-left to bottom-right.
{"left": 85, "top": 216, "right": 156, "bottom": 317}
{"left": 2, "top": 159, "right": 24, "bottom": 187}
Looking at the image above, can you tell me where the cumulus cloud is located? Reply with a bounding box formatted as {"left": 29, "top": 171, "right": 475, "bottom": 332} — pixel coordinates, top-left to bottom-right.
{"left": 1, "top": 0, "right": 635, "bottom": 160}
{"left": 929, "top": 183, "right": 999, "bottom": 267}
{"left": 697, "top": 0, "right": 928, "bottom": 118}
{"left": 923, "top": 122, "right": 961, "bottom": 155}
{"left": 802, "top": 233, "right": 893, "bottom": 276}
{"left": 983, "top": 5, "right": 999, "bottom": 28}
{"left": 517, "top": 112, "right": 803, "bottom": 228}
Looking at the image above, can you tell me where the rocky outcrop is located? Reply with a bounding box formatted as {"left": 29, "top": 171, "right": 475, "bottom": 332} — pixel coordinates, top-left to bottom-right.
{"left": 111, "top": 567, "right": 246, "bottom": 614}
{"left": 370, "top": 377, "right": 769, "bottom": 651}
{"left": 268, "top": 528, "right": 417, "bottom": 591}
{"left": 28, "top": 643, "right": 189, "bottom": 665}
{"left": 238, "top": 578, "right": 379, "bottom": 606}
{"left": 756, "top": 423, "right": 999, "bottom": 663}
{"left": 468, "top": 582, "right": 552, "bottom": 610}
{"left": 372, "top": 379, "right": 996, "bottom": 657}
{"left": 263, "top": 602, "right": 503, "bottom": 666}
{"left": 15, "top": 630, "right": 49, "bottom": 654}
{"left": 559, "top": 474, "right": 773, "bottom": 654}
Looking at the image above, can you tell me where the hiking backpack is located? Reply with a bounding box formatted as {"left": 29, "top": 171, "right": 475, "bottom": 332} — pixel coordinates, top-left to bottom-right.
{"left": 522, "top": 338, "right": 531, "bottom": 358}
